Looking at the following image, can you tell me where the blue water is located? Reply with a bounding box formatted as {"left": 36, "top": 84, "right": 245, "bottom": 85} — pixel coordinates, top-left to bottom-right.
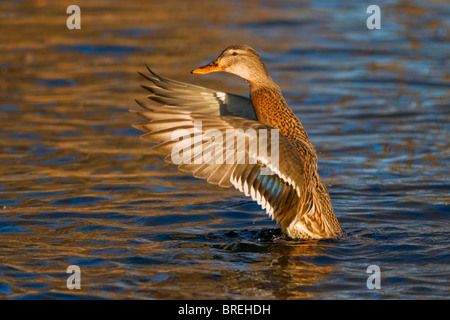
{"left": 0, "top": 0, "right": 448, "bottom": 299}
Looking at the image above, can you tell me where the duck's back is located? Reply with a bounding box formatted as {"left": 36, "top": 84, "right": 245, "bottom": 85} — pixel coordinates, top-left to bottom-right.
{"left": 249, "top": 85, "right": 342, "bottom": 239}
{"left": 250, "top": 86, "right": 317, "bottom": 164}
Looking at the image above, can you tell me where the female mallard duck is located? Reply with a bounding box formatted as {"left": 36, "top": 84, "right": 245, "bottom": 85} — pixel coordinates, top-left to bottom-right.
{"left": 131, "top": 44, "right": 341, "bottom": 239}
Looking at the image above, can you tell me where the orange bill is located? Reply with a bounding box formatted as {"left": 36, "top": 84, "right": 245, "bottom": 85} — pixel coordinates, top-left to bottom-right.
{"left": 191, "top": 58, "right": 224, "bottom": 74}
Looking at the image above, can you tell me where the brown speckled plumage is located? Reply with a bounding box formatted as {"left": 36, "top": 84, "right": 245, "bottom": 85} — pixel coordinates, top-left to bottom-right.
{"left": 131, "top": 45, "right": 341, "bottom": 239}
{"left": 250, "top": 86, "right": 316, "bottom": 161}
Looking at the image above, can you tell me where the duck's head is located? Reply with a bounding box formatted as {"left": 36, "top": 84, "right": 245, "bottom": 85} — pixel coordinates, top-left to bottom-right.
{"left": 191, "top": 44, "right": 272, "bottom": 87}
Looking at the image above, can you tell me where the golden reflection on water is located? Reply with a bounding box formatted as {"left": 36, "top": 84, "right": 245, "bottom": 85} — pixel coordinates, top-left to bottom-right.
{"left": 0, "top": 0, "right": 448, "bottom": 299}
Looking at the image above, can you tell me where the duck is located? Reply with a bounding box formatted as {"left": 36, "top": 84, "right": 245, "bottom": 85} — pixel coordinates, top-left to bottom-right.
{"left": 131, "top": 44, "right": 341, "bottom": 240}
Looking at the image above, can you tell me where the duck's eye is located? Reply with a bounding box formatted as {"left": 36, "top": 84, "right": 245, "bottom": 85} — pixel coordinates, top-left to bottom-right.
{"left": 231, "top": 52, "right": 238, "bottom": 56}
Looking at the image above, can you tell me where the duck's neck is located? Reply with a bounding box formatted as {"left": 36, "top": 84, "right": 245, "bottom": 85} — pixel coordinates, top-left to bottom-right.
{"left": 249, "top": 84, "right": 317, "bottom": 162}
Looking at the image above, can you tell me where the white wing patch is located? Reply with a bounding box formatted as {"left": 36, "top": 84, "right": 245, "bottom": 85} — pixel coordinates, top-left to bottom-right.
{"left": 215, "top": 92, "right": 227, "bottom": 103}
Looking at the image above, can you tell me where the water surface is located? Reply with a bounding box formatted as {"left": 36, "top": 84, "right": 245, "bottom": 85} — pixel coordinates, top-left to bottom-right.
{"left": 0, "top": 0, "right": 448, "bottom": 299}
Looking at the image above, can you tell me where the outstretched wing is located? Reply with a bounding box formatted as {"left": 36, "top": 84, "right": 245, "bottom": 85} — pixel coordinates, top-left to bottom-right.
{"left": 131, "top": 70, "right": 338, "bottom": 239}
{"left": 139, "top": 66, "right": 256, "bottom": 120}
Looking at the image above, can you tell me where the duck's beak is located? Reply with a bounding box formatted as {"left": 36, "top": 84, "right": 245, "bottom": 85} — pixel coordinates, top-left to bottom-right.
{"left": 191, "top": 58, "right": 224, "bottom": 74}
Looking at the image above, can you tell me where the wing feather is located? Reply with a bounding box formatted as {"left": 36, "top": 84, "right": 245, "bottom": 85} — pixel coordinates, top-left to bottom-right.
{"left": 138, "top": 66, "right": 256, "bottom": 119}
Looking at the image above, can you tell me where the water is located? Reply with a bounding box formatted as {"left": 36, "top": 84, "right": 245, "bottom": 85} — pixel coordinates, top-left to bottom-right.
{"left": 0, "top": 0, "right": 448, "bottom": 299}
